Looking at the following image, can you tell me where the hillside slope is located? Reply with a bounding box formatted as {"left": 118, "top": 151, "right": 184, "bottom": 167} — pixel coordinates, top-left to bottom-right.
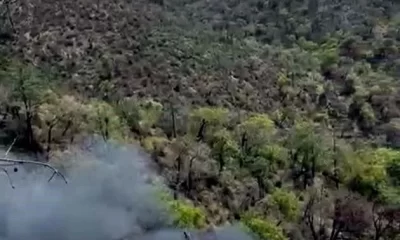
{"left": 1, "top": 0, "right": 400, "bottom": 240}
{"left": 4, "top": 0, "right": 400, "bottom": 139}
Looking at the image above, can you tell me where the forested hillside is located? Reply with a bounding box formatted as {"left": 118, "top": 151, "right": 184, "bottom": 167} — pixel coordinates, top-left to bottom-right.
{"left": 0, "top": 0, "right": 400, "bottom": 239}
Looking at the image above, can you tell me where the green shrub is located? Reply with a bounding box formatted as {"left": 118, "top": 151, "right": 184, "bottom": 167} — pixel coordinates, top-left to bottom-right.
{"left": 242, "top": 214, "right": 287, "bottom": 240}
{"left": 190, "top": 107, "right": 229, "bottom": 126}
{"left": 344, "top": 148, "right": 400, "bottom": 198}
{"left": 87, "top": 100, "right": 128, "bottom": 141}
{"left": 189, "top": 107, "right": 229, "bottom": 141}
{"left": 167, "top": 199, "right": 207, "bottom": 229}
{"left": 269, "top": 189, "right": 300, "bottom": 222}
{"left": 115, "top": 98, "right": 163, "bottom": 134}
{"left": 386, "top": 156, "right": 400, "bottom": 186}
{"left": 237, "top": 113, "right": 276, "bottom": 149}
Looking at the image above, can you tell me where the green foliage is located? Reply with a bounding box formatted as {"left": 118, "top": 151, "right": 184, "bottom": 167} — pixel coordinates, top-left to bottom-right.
{"left": 257, "top": 145, "right": 288, "bottom": 169}
{"left": 167, "top": 199, "right": 207, "bottom": 229}
{"left": 115, "top": 98, "right": 163, "bottom": 134}
{"left": 4, "top": 1, "right": 400, "bottom": 238}
{"left": 387, "top": 157, "right": 400, "bottom": 186}
{"left": 37, "top": 93, "right": 90, "bottom": 141}
{"left": 242, "top": 214, "right": 287, "bottom": 240}
{"left": 269, "top": 189, "right": 300, "bottom": 222}
{"left": 142, "top": 26, "right": 263, "bottom": 73}
{"left": 238, "top": 113, "right": 275, "bottom": 149}
{"left": 87, "top": 100, "right": 128, "bottom": 141}
{"left": 287, "top": 121, "right": 326, "bottom": 171}
{"left": 360, "top": 102, "right": 376, "bottom": 127}
{"left": 210, "top": 128, "right": 240, "bottom": 167}
{"left": 378, "top": 185, "right": 400, "bottom": 205}
{"left": 244, "top": 145, "right": 288, "bottom": 191}
{"left": 288, "top": 121, "right": 315, "bottom": 147}
{"left": 156, "top": 188, "right": 207, "bottom": 228}
{"left": 189, "top": 107, "right": 229, "bottom": 140}
{"left": 1, "top": 61, "right": 51, "bottom": 106}
{"left": 312, "top": 38, "right": 340, "bottom": 70}
{"left": 190, "top": 107, "right": 229, "bottom": 126}
{"left": 115, "top": 97, "right": 141, "bottom": 130}
{"left": 137, "top": 99, "right": 163, "bottom": 132}
{"left": 344, "top": 147, "right": 400, "bottom": 198}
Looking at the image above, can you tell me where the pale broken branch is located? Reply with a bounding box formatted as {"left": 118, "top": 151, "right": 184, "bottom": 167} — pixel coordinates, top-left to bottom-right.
{"left": 0, "top": 157, "right": 68, "bottom": 184}
{"left": 5, "top": 137, "right": 17, "bottom": 157}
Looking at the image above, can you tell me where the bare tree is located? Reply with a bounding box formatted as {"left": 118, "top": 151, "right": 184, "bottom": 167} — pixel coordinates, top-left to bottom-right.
{"left": 303, "top": 188, "right": 372, "bottom": 240}
{"left": 0, "top": 138, "right": 68, "bottom": 188}
{"left": 372, "top": 203, "right": 400, "bottom": 240}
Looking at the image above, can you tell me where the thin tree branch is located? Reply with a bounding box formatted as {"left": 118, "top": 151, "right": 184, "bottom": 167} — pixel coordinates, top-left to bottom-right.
{"left": 0, "top": 157, "right": 68, "bottom": 184}
{"left": 0, "top": 167, "right": 15, "bottom": 188}
{"left": 5, "top": 136, "right": 17, "bottom": 157}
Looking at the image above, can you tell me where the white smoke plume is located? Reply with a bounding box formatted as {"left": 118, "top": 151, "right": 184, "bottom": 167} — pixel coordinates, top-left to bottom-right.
{"left": 0, "top": 137, "right": 255, "bottom": 240}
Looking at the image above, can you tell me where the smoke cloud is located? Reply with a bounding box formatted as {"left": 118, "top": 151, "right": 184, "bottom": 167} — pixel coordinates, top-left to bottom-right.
{"left": 0, "top": 137, "right": 255, "bottom": 240}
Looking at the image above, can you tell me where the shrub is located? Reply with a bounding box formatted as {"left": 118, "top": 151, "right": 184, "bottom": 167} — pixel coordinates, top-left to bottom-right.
{"left": 167, "top": 199, "right": 207, "bottom": 229}
{"left": 242, "top": 214, "right": 287, "bottom": 240}
{"left": 269, "top": 189, "right": 300, "bottom": 222}
{"left": 87, "top": 100, "right": 128, "bottom": 141}
{"left": 141, "top": 136, "right": 169, "bottom": 152}
{"left": 115, "top": 98, "right": 163, "bottom": 135}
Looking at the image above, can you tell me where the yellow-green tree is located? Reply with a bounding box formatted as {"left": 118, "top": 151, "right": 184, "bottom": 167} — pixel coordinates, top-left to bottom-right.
{"left": 210, "top": 128, "right": 240, "bottom": 174}
{"left": 116, "top": 97, "right": 163, "bottom": 135}
{"left": 242, "top": 214, "right": 287, "bottom": 240}
{"left": 189, "top": 107, "right": 229, "bottom": 142}
{"left": 37, "top": 92, "right": 90, "bottom": 155}
{"left": 237, "top": 113, "right": 275, "bottom": 155}
{"left": 87, "top": 100, "right": 128, "bottom": 141}
{"left": 137, "top": 99, "right": 163, "bottom": 134}
{"left": 168, "top": 199, "right": 207, "bottom": 229}
{"left": 344, "top": 147, "right": 400, "bottom": 198}
{"left": 387, "top": 155, "right": 400, "bottom": 187}
{"left": 285, "top": 121, "right": 326, "bottom": 189}
{"left": 2, "top": 62, "right": 50, "bottom": 150}
{"left": 269, "top": 188, "right": 300, "bottom": 222}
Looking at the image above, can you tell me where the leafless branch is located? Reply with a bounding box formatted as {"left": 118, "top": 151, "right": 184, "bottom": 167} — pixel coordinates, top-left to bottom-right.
{"left": 0, "top": 167, "right": 14, "bottom": 188}
{"left": 5, "top": 137, "right": 17, "bottom": 157}
{"left": 0, "top": 157, "right": 68, "bottom": 184}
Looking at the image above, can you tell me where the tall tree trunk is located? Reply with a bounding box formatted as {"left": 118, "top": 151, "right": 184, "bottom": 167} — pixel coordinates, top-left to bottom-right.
{"left": 196, "top": 119, "right": 206, "bottom": 142}
{"left": 303, "top": 150, "right": 309, "bottom": 189}
{"left": 25, "top": 110, "right": 34, "bottom": 148}
{"left": 46, "top": 123, "right": 55, "bottom": 160}
{"left": 102, "top": 117, "right": 109, "bottom": 141}
{"left": 170, "top": 103, "right": 177, "bottom": 139}
{"left": 218, "top": 144, "right": 225, "bottom": 174}
{"left": 187, "top": 156, "right": 196, "bottom": 193}
{"left": 256, "top": 175, "right": 265, "bottom": 199}
{"left": 174, "top": 154, "right": 182, "bottom": 200}
{"left": 333, "top": 130, "right": 339, "bottom": 189}
{"left": 20, "top": 83, "right": 35, "bottom": 151}
{"left": 239, "top": 133, "right": 248, "bottom": 168}
{"left": 311, "top": 148, "right": 316, "bottom": 185}
{"left": 61, "top": 120, "right": 72, "bottom": 137}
